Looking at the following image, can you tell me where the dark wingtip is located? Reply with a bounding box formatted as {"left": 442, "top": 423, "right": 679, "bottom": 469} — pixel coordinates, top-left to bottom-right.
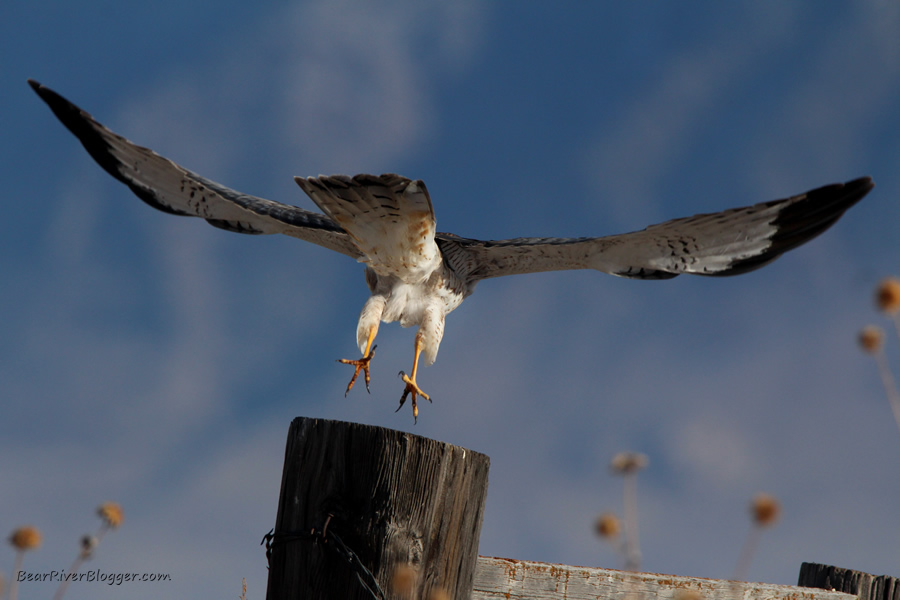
{"left": 838, "top": 175, "right": 875, "bottom": 199}
{"left": 27, "top": 79, "right": 64, "bottom": 109}
{"left": 851, "top": 175, "right": 875, "bottom": 199}
{"left": 767, "top": 174, "right": 874, "bottom": 251}
{"left": 823, "top": 175, "right": 873, "bottom": 213}
{"left": 706, "top": 175, "right": 874, "bottom": 278}
{"left": 29, "top": 80, "right": 129, "bottom": 179}
{"left": 854, "top": 175, "right": 875, "bottom": 190}
{"left": 28, "top": 79, "right": 91, "bottom": 134}
{"left": 27, "top": 80, "right": 172, "bottom": 213}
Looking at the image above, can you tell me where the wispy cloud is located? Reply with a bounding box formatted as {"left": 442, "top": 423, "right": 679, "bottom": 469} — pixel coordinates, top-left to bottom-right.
{"left": 581, "top": 4, "right": 800, "bottom": 228}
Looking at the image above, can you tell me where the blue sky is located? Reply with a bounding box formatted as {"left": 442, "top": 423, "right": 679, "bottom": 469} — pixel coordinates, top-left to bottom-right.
{"left": 3, "top": 2, "right": 900, "bottom": 598}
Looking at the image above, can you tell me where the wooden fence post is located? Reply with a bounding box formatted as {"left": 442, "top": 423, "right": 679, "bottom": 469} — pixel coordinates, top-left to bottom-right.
{"left": 799, "top": 563, "right": 899, "bottom": 600}
{"left": 265, "top": 417, "right": 490, "bottom": 600}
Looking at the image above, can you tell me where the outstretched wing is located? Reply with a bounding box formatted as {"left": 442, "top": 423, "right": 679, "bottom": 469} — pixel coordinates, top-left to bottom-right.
{"left": 437, "top": 177, "right": 873, "bottom": 282}
{"left": 296, "top": 174, "right": 441, "bottom": 284}
{"left": 31, "top": 80, "right": 872, "bottom": 283}
{"left": 28, "top": 80, "right": 361, "bottom": 259}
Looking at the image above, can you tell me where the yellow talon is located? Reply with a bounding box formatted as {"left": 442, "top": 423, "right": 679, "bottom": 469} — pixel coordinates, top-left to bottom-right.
{"left": 337, "top": 345, "right": 376, "bottom": 396}
{"left": 338, "top": 327, "right": 378, "bottom": 396}
{"left": 396, "top": 337, "right": 431, "bottom": 423}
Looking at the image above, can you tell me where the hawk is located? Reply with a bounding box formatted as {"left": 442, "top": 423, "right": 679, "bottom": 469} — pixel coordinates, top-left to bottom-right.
{"left": 29, "top": 80, "right": 873, "bottom": 421}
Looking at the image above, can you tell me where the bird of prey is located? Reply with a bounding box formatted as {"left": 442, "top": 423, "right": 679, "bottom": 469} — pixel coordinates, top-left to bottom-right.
{"left": 29, "top": 80, "right": 873, "bottom": 421}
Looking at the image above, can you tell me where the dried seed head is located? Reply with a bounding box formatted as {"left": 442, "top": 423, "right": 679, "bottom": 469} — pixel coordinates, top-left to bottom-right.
{"left": 390, "top": 564, "right": 417, "bottom": 595}
{"left": 80, "top": 535, "right": 98, "bottom": 558}
{"left": 859, "top": 326, "right": 884, "bottom": 354}
{"left": 97, "top": 502, "right": 124, "bottom": 529}
{"left": 594, "top": 512, "right": 621, "bottom": 539}
{"left": 610, "top": 452, "right": 648, "bottom": 475}
{"left": 9, "top": 526, "right": 42, "bottom": 551}
{"left": 876, "top": 277, "right": 900, "bottom": 314}
{"left": 750, "top": 493, "right": 780, "bottom": 527}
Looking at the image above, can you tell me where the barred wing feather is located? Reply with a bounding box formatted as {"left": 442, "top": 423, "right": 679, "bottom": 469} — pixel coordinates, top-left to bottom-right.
{"left": 437, "top": 177, "right": 873, "bottom": 282}
{"left": 28, "top": 80, "right": 361, "bottom": 259}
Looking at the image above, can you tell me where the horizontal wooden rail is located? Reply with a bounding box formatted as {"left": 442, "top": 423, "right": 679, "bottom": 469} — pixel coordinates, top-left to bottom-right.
{"left": 472, "top": 557, "right": 858, "bottom": 600}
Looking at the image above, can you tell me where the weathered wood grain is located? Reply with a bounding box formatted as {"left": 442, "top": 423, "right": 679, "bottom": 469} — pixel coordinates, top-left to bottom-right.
{"left": 265, "top": 417, "right": 490, "bottom": 600}
{"left": 799, "top": 563, "right": 899, "bottom": 600}
{"left": 472, "top": 556, "right": 858, "bottom": 600}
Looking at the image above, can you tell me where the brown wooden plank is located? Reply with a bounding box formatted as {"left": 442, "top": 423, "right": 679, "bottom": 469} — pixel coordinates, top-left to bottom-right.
{"left": 473, "top": 556, "right": 857, "bottom": 600}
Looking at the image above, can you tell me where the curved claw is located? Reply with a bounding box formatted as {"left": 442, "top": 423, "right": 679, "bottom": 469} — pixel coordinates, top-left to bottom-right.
{"left": 397, "top": 370, "right": 431, "bottom": 424}
{"left": 338, "top": 345, "right": 377, "bottom": 396}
